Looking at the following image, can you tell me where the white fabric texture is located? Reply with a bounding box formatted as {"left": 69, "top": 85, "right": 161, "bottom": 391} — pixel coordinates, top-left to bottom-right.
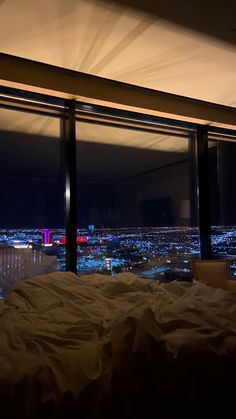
{"left": 1, "top": 271, "right": 236, "bottom": 418}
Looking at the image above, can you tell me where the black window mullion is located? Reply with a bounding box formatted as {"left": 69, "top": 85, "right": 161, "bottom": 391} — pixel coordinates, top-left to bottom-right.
{"left": 188, "top": 133, "right": 198, "bottom": 227}
{"left": 196, "top": 125, "right": 212, "bottom": 259}
{"left": 62, "top": 99, "right": 77, "bottom": 273}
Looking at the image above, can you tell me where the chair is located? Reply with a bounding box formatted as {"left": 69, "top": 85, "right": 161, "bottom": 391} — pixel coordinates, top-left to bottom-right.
{"left": 191, "top": 259, "right": 236, "bottom": 295}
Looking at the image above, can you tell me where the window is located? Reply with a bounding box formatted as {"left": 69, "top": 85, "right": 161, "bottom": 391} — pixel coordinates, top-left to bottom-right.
{"left": 76, "top": 118, "right": 199, "bottom": 281}
{"left": 1, "top": 88, "right": 235, "bottom": 293}
{"left": 0, "top": 107, "right": 65, "bottom": 297}
{"left": 208, "top": 134, "right": 236, "bottom": 277}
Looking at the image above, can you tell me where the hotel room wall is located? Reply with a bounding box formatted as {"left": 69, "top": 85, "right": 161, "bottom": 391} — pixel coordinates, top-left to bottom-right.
{"left": 115, "top": 160, "right": 189, "bottom": 227}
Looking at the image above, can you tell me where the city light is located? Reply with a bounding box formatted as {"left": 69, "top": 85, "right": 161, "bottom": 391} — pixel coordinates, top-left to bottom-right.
{"left": 1, "top": 225, "right": 236, "bottom": 299}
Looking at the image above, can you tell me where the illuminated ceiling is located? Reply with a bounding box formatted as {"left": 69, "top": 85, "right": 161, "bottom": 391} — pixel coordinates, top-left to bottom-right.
{"left": 0, "top": 103, "right": 188, "bottom": 141}
{"left": 0, "top": 107, "right": 189, "bottom": 180}
{"left": 0, "top": 107, "right": 186, "bottom": 151}
{"left": 76, "top": 121, "right": 188, "bottom": 180}
{"left": 0, "top": 0, "right": 235, "bottom": 178}
{"left": 0, "top": 0, "right": 236, "bottom": 107}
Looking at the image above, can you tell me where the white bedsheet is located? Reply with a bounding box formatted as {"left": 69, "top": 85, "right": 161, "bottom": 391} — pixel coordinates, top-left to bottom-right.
{"left": 1, "top": 272, "right": 236, "bottom": 418}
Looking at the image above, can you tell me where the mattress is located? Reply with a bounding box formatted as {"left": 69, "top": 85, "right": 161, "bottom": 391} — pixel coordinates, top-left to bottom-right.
{"left": 0, "top": 271, "right": 236, "bottom": 418}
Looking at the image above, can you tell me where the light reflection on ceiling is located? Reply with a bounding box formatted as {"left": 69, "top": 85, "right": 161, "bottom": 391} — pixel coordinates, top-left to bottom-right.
{"left": 0, "top": 107, "right": 188, "bottom": 153}
{"left": 0, "top": 0, "right": 235, "bottom": 107}
{"left": 0, "top": 108, "right": 189, "bottom": 179}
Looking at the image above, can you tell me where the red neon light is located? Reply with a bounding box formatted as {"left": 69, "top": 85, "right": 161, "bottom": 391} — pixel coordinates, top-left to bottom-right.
{"left": 61, "top": 236, "right": 87, "bottom": 245}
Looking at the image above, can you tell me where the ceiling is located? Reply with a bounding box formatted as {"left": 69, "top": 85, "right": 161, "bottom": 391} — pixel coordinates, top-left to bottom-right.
{"left": 76, "top": 121, "right": 188, "bottom": 180}
{"left": 0, "top": 107, "right": 189, "bottom": 180}
{"left": 0, "top": 0, "right": 235, "bottom": 107}
{"left": 77, "top": 121, "right": 187, "bottom": 152}
{"left": 0, "top": 0, "right": 235, "bottom": 180}
{"left": 0, "top": 107, "right": 187, "bottom": 150}
{"left": 107, "top": 0, "right": 236, "bottom": 47}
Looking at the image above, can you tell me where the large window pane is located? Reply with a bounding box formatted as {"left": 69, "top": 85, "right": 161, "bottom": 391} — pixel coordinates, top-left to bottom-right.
{"left": 208, "top": 136, "right": 236, "bottom": 277}
{"left": 0, "top": 107, "right": 65, "bottom": 297}
{"left": 76, "top": 120, "right": 199, "bottom": 281}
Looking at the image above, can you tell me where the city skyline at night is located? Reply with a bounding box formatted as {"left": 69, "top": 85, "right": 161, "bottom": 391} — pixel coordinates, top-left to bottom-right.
{"left": 1, "top": 225, "right": 236, "bottom": 298}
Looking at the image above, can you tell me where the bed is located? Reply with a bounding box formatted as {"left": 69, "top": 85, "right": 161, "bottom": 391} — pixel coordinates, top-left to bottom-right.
{"left": 1, "top": 271, "right": 236, "bottom": 418}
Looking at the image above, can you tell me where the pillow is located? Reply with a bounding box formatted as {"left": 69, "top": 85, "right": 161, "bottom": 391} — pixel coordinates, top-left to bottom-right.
{"left": 191, "top": 260, "right": 231, "bottom": 290}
